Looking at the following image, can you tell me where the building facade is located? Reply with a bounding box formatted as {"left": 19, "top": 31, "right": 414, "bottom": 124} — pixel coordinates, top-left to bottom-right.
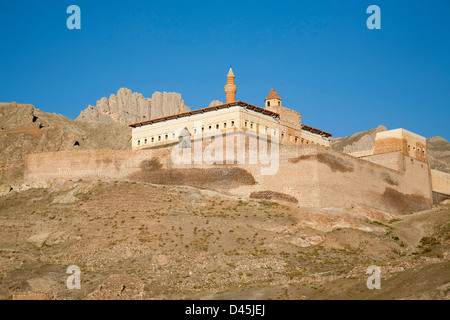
{"left": 130, "top": 68, "right": 332, "bottom": 149}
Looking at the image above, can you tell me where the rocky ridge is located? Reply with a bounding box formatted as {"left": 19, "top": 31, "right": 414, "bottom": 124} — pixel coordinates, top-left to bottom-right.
{"left": 77, "top": 88, "right": 190, "bottom": 125}
{"left": 331, "top": 125, "right": 387, "bottom": 153}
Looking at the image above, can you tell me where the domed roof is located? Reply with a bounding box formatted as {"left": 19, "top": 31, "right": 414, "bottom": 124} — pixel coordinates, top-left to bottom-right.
{"left": 265, "top": 88, "right": 281, "bottom": 100}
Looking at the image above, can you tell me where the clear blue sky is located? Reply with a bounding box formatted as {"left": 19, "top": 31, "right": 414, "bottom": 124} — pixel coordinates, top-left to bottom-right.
{"left": 0, "top": 0, "right": 449, "bottom": 139}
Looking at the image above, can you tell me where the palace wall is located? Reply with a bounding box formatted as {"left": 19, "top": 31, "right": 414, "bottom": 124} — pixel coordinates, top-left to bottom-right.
{"left": 24, "top": 143, "right": 433, "bottom": 216}
{"left": 300, "top": 130, "right": 332, "bottom": 147}
{"left": 430, "top": 169, "right": 450, "bottom": 203}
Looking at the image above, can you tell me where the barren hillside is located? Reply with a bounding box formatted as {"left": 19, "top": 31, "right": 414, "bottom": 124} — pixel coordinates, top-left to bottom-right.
{"left": 1, "top": 104, "right": 449, "bottom": 300}
{"left": 0, "top": 102, "right": 131, "bottom": 186}
{"left": 0, "top": 180, "right": 448, "bottom": 300}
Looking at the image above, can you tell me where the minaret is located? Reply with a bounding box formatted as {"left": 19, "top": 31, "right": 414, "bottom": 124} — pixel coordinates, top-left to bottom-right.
{"left": 224, "top": 68, "right": 237, "bottom": 103}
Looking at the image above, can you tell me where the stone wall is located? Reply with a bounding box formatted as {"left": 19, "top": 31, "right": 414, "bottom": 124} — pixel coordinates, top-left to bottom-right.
{"left": 373, "top": 129, "right": 428, "bottom": 163}
{"left": 24, "top": 144, "right": 433, "bottom": 216}
{"left": 265, "top": 104, "right": 301, "bottom": 131}
{"left": 431, "top": 169, "right": 450, "bottom": 199}
{"left": 300, "top": 130, "right": 331, "bottom": 147}
{"left": 360, "top": 151, "right": 405, "bottom": 171}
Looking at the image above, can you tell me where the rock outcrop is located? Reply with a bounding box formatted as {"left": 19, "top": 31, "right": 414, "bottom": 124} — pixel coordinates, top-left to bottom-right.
{"left": 331, "top": 125, "right": 387, "bottom": 153}
{"left": 209, "top": 100, "right": 224, "bottom": 108}
{"left": 77, "top": 88, "right": 190, "bottom": 125}
{"left": 427, "top": 136, "right": 450, "bottom": 174}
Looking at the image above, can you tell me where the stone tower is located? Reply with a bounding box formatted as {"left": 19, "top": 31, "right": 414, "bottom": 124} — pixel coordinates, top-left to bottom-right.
{"left": 265, "top": 88, "right": 282, "bottom": 108}
{"left": 265, "top": 88, "right": 302, "bottom": 130}
{"left": 224, "top": 68, "right": 237, "bottom": 103}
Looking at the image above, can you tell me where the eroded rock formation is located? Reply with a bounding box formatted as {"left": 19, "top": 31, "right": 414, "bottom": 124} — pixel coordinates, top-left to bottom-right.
{"left": 77, "top": 88, "right": 190, "bottom": 125}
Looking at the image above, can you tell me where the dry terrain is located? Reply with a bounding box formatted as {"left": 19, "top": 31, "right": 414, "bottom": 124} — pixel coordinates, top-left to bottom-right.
{"left": 1, "top": 102, "right": 449, "bottom": 300}
{"left": 0, "top": 180, "right": 448, "bottom": 300}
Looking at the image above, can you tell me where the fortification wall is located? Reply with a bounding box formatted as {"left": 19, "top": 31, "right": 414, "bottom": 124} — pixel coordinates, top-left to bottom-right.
{"left": 272, "top": 146, "right": 432, "bottom": 215}
{"left": 24, "top": 149, "right": 173, "bottom": 182}
{"left": 360, "top": 151, "right": 405, "bottom": 171}
{"left": 24, "top": 144, "right": 433, "bottom": 215}
{"left": 265, "top": 104, "right": 301, "bottom": 130}
{"left": 373, "top": 129, "right": 428, "bottom": 162}
{"left": 431, "top": 169, "right": 450, "bottom": 203}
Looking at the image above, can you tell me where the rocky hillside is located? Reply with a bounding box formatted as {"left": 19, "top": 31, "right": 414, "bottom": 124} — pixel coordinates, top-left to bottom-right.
{"left": 331, "top": 125, "right": 387, "bottom": 153}
{"left": 0, "top": 179, "right": 448, "bottom": 300}
{"left": 331, "top": 126, "right": 450, "bottom": 174}
{"left": 77, "top": 88, "right": 190, "bottom": 125}
{"left": 427, "top": 137, "right": 450, "bottom": 174}
{"left": 0, "top": 102, "right": 131, "bottom": 186}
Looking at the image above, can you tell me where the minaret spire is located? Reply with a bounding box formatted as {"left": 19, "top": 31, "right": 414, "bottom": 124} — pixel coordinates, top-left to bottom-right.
{"left": 224, "top": 67, "right": 237, "bottom": 103}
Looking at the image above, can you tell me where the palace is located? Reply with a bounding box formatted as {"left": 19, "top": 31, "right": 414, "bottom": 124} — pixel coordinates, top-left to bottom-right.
{"left": 129, "top": 68, "right": 332, "bottom": 150}
{"left": 22, "top": 68, "right": 450, "bottom": 215}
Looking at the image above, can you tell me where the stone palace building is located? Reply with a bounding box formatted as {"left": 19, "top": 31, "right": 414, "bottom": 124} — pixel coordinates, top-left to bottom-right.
{"left": 129, "top": 68, "right": 332, "bottom": 150}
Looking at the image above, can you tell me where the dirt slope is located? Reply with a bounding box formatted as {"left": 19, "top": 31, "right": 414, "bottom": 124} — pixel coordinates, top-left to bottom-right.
{"left": 0, "top": 180, "right": 447, "bottom": 300}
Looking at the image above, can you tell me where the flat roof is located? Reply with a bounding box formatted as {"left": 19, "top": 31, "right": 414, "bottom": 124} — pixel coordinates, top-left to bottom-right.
{"left": 301, "top": 124, "right": 332, "bottom": 137}
{"left": 129, "top": 101, "right": 280, "bottom": 128}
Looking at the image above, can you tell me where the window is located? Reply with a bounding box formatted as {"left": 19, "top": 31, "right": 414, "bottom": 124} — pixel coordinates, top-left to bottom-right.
{"left": 172, "top": 132, "right": 176, "bottom": 139}
{"left": 231, "top": 120, "right": 235, "bottom": 126}
{"left": 267, "top": 101, "right": 270, "bottom": 107}
{"left": 245, "top": 121, "right": 248, "bottom": 128}
{"left": 295, "top": 137, "right": 298, "bottom": 143}
{"left": 144, "top": 139, "right": 147, "bottom": 144}
{"left": 223, "top": 122, "right": 227, "bottom": 128}
{"left": 194, "top": 128, "right": 197, "bottom": 134}
{"left": 137, "top": 140, "right": 141, "bottom": 146}
{"left": 151, "top": 137, "right": 154, "bottom": 143}
{"left": 408, "top": 145, "right": 411, "bottom": 151}
{"left": 165, "top": 134, "right": 168, "bottom": 140}
{"left": 158, "top": 136, "right": 161, "bottom": 141}
{"left": 250, "top": 123, "right": 254, "bottom": 129}
{"left": 278, "top": 101, "right": 280, "bottom": 106}
{"left": 281, "top": 133, "right": 284, "bottom": 139}
{"left": 202, "top": 127, "right": 204, "bottom": 133}
{"left": 209, "top": 125, "right": 212, "bottom": 131}
{"left": 216, "top": 124, "right": 219, "bottom": 130}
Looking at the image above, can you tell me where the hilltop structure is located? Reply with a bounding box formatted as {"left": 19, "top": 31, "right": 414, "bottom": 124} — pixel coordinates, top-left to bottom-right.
{"left": 129, "top": 68, "right": 332, "bottom": 150}
{"left": 22, "top": 68, "right": 450, "bottom": 215}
